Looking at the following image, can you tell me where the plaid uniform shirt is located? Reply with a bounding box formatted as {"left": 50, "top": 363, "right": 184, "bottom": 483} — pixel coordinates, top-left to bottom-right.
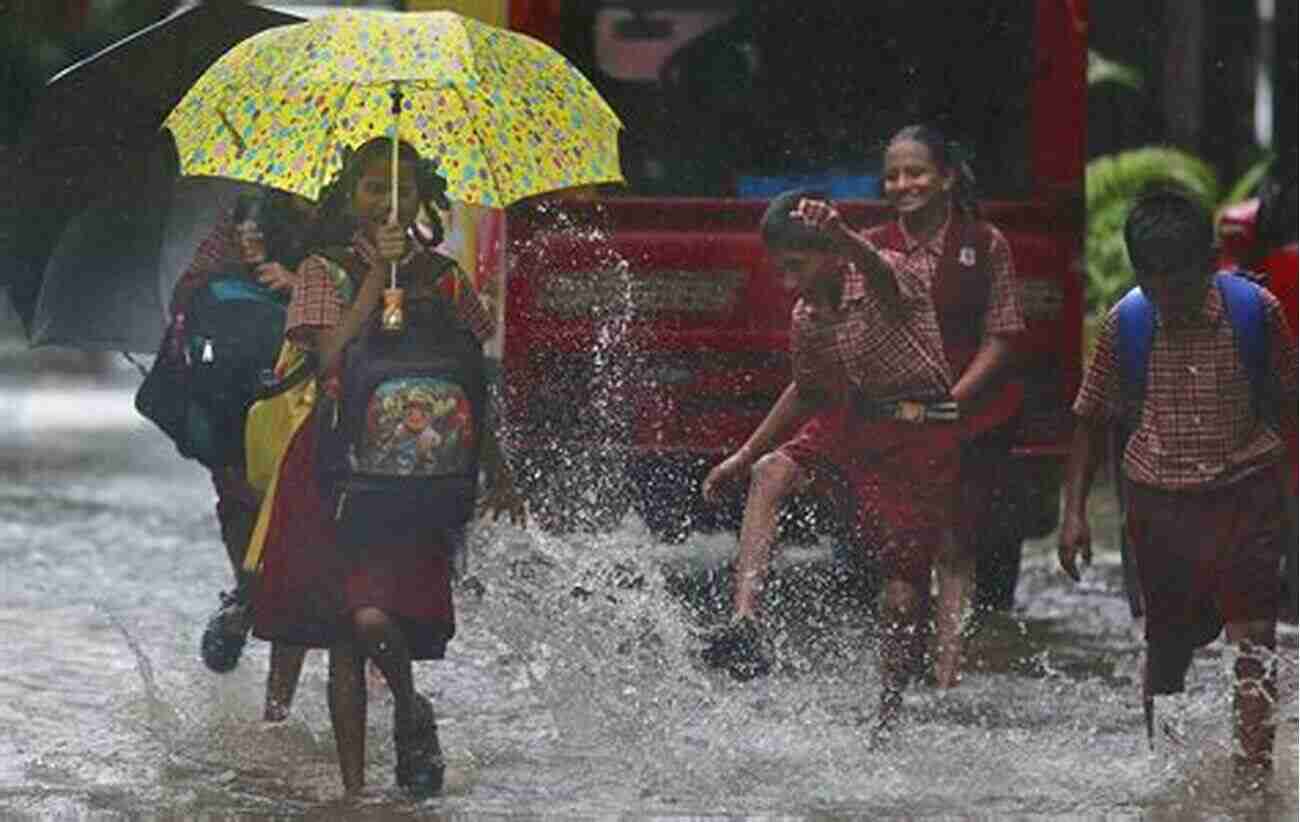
{"left": 895, "top": 216, "right": 1026, "bottom": 338}
{"left": 789, "top": 237, "right": 953, "bottom": 404}
{"left": 169, "top": 208, "right": 237, "bottom": 317}
{"left": 286, "top": 240, "right": 495, "bottom": 344}
{"left": 1074, "top": 284, "right": 1298, "bottom": 490}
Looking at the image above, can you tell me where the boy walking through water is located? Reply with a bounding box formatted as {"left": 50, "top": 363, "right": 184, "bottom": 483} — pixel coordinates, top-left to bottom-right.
{"left": 1059, "top": 187, "right": 1297, "bottom": 788}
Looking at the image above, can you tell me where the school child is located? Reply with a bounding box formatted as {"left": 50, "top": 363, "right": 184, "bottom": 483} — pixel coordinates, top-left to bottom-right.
{"left": 166, "top": 189, "right": 314, "bottom": 721}
{"left": 699, "top": 182, "right": 963, "bottom": 734}
{"left": 246, "top": 136, "right": 519, "bottom": 796}
{"left": 1058, "top": 187, "right": 1297, "bottom": 788}
{"left": 863, "top": 124, "right": 1026, "bottom": 679}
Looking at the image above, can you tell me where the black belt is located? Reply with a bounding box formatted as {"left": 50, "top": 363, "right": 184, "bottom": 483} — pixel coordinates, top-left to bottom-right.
{"left": 853, "top": 397, "right": 960, "bottom": 423}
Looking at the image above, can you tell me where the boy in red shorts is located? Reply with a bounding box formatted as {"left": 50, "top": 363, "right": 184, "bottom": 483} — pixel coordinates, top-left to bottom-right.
{"left": 702, "top": 189, "right": 979, "bottom": 734}
{"left": 1059, "top": 187, "right": 1297, "bottom": 789}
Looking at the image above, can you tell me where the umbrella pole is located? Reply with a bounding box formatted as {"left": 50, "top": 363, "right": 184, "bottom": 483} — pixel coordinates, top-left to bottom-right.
{"left": 389, "top": 82, "right": 403, "bottom": 290}
{"left": 391, "top": 133, "right": 399, "bottom": 290}
{"left": 379, "top": 82, "right": 405, "bottom": 334}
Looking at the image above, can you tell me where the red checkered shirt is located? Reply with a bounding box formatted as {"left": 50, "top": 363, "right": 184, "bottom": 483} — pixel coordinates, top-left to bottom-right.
{"left": 1074, "top": 284, "right": 1298, "bottom": 490}
{"left": 894, "top": 216, "right": 1026, "bottom": 339}
{"left": 286, "top": 243, "right": 495, "bottom": 344}
{"left": 169, "top": 208, "right": 237, "bottom": 317}
{"left": 789, "top": 236, "right": 954, "bottom": 404}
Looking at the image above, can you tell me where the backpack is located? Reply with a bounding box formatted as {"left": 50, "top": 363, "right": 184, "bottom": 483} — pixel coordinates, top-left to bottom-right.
{"left": 136, "top": 273, "right": 293, "bottom": 469}
{"left": 313, "top": 256, "right": 488, "bottom": 550}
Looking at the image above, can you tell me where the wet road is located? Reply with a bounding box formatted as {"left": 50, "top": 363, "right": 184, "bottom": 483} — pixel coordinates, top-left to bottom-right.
{"left": 0, "top": 367, "right": 1296, "bottom": 820}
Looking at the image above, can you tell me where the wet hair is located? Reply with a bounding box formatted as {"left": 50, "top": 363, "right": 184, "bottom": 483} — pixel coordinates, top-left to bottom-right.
{"left": 232, "top": 189, "right": 310, "bottom": 269}
{"left": 308, "top": 136, "right": 452, "bottom": 250}
{"left": 1123, "top": 184, "right": 1214, "bottom": 278}
{"left": 886, "top": 124, "right": 980, "bottom": 218}
{"left": 759, "top": 189, "right": 837, "bottom": 252}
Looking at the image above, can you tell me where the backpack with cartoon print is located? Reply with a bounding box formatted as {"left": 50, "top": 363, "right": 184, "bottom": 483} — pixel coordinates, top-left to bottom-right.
{"left": 313, "top": 253, "right": 488, "bottom": 549}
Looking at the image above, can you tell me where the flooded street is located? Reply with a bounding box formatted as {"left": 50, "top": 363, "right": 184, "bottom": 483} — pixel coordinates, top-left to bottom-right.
{"left": 0, "top": 367, "right": 1296, "bottom": 820}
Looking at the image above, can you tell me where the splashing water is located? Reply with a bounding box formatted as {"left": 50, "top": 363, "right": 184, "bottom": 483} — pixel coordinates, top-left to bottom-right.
{"left": 0, "top": 370, "right": 1296, "bottom": 817}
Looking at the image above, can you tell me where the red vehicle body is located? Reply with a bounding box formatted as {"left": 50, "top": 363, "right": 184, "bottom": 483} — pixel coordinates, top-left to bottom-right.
{"left": 1217, "top": 195, "right": 1299, "bottom": 494}
{"left": 480, "top": 2, "right": 1087, "bottom": 587}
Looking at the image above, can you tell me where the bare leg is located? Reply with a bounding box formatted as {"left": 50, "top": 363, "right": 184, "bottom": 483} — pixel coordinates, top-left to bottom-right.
{"left": 733, "top": 453, "right": 804, "bottom": 619}
{"left": 264, "top": 642, "right": 308, "bottom": 722}
{"left": 1226, "top": 621, "right": 1278, "bottom": 789}
{"left": 877, "top": 578, "right": 925, "bottom": 729}
{"left": 352, "top": 607, "right": 416, "bottom": 725}
{"left": 328, "top": 642, "right": 367, "bottom": 795}
{"left": 352, "top": 607, "right": 442, "bottom": 794}
{"left": 933, "top": 528, "right": 971, "bottom": 688}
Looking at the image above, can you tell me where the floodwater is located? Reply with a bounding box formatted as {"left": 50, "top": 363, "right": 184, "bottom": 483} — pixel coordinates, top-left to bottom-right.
{"left": 0, "top": 364, "right": 1296, "bottom": 821}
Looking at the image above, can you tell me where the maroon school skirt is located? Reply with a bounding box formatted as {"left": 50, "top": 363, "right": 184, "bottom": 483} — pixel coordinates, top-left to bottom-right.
{"left": 1126, "top": 466, "right": 1285, "bottom": 693}
{"left": 779, "top": 404, "right": 960, "bottom": 586}
{"left": 251, "top": 417, "right": 455, "bottom": 660}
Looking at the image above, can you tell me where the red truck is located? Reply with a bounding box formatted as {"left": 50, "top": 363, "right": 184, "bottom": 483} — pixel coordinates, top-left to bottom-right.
{"left": 470, "top": 0, "right": 1086, "bottom": 609}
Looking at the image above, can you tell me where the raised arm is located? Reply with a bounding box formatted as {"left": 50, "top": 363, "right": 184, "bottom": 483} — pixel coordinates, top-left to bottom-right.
{"left": 790, "top": 197, "right": 900, "bottom": 305}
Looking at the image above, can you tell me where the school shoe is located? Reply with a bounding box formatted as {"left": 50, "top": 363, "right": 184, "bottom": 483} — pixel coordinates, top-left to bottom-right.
{"left": 866, "top": 688, "right": 904, "bottom": 750}
{"left": 701, "top": 616, "right": 770, "bottom": 681}
{"left": 200, "top": 587, "right": 252, "bottom": 673}
{"left": 395, "top": 693, "right": 445, "bottom": 798}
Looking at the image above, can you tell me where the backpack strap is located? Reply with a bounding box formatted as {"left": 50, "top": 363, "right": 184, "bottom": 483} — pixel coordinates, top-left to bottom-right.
{"left": 1215, "top": 271, "right": 1272, "bottom": 418}
{"left": 1115, "top": 285, "right": 1156, "bottom": 431}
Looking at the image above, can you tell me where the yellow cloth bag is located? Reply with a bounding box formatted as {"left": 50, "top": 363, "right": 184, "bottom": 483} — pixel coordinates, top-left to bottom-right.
{"left": 242, "top": 341, "right": 317, "bottom": 573}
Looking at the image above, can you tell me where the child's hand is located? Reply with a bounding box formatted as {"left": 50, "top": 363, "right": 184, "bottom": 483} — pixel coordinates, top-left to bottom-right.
{"left": 254, "top": 262, "right": 297, "bottom": 292}
{"left": 479, "top": 467, "right": 528, "bottom": 527}
{"left": 1057, "top": 512, "right": 1092, "bottom": 582}
{"left": 702, "top": 448, "right": 755, "bottom": 504}
{"left": 374, "top": 213, "right": 408, "bottom": 263}
{"left": 790, "top": 198, "right": 853, "bottom": 244}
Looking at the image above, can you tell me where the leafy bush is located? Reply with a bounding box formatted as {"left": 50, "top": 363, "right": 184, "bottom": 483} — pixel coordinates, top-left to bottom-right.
{"left": 1084, "top": 146, "right": 1219, "bottom": 313}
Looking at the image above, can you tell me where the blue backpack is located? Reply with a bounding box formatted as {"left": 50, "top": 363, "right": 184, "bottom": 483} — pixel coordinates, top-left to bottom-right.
{"left": 136, "top": 273, "right": 294, "bottom": 469}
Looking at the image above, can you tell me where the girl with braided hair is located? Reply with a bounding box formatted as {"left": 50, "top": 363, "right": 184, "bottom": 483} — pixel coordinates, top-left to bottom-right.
{"left": 245, "top": 137, "right": 523, "bottom": 797}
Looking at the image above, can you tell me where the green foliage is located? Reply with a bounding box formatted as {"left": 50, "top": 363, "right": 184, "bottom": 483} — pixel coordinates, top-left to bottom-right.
{"left": 1221, "top": 151, "right": 1274, "bottom": 211}
{"left": 1084, "top": 147, "right": 1220, "bottom": 314}
{"left": 1087, "top": 50, "right": 1144, "bottom": 92}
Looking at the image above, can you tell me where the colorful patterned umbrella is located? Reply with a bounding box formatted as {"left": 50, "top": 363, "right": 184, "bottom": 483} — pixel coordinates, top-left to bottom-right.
{"left": 163, "top": 9, "right": 623, "bottom": 208}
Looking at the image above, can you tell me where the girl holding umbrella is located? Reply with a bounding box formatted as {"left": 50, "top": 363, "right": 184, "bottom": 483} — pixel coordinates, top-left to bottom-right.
{"left": 249, "top": 137, "right": 521, "bottom": 796}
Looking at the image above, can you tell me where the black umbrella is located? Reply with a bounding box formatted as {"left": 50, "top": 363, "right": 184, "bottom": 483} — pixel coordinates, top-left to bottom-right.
{"left": 0, "top": 1, "right": 301, "bottom": 345}
{"left": 31, "top": 162, "right": 263, "bottom": 352}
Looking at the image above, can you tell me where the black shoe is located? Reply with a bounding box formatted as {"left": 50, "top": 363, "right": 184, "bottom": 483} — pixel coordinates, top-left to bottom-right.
{"left": 200, "top": 588, "right": 252, "bottom": 673}
{"left": 701, "top": 617, "right": 770, "bottom": 681}
{"left": 866, "top": 688, "right": 904, "bottom": 750}
{"left": 395, "top": 694, "right": 445, "bottom": 798}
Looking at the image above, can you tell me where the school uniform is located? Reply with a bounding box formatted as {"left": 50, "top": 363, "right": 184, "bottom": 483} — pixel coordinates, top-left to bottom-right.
{"left": 251, "top": 238, "right": 493, "bottom": 660}
{"left": 866, "top": 216, "right": 1026, "bottom": 542}
{"left": 1074, "top": 285, "right": 1298, "bottom": 693}
{"left": 776, "top": 235, "right": 966, "bottom": 587}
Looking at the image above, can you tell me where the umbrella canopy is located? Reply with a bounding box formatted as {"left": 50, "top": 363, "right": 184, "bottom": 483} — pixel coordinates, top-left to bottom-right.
{"left": 163, "top": 9, "right": 624, "bottom": 207}
{"left": 31, "top": 165, "right": 263, "bottom": 353}
{"left": 0, "top": 2, "right": 302, "bottom": 337}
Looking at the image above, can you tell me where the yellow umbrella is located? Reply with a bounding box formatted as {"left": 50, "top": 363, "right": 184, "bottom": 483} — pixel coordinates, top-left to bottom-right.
{"left": 163, "top": 9, "right": 624, "bottom": 209}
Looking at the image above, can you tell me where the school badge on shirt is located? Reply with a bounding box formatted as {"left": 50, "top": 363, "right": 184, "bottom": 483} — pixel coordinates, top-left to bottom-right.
{"left": 959, "top": 247, "right": 976, "bottom": 267}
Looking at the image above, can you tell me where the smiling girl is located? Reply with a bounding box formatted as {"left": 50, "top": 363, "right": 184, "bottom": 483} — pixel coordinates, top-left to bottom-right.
{"left": 866, "top": 124, "right": 1026, "bottom": 689}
